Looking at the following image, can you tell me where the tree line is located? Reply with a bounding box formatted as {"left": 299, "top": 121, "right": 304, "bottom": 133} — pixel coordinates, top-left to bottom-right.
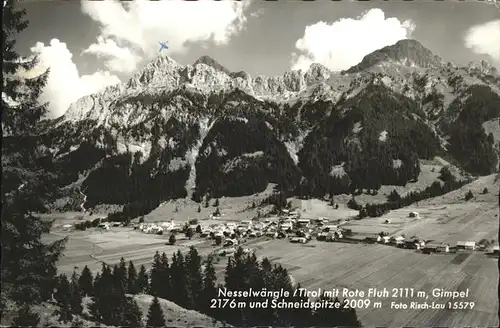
{"left": 44, "top": 247, "right": 361, "bottom": 327}
{"left": 348, "top": 172, "right": 471, "bottom": 218}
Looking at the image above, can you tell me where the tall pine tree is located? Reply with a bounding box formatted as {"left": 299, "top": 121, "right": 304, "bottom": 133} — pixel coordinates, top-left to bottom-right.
{"left": 78, "top": 265, "right": 93, "bottom": 297}
{"left": 149, "top": 252, "right": 162, "bottom": 297}
{"left": 201, "top": 255, "right": 217, "bottom": 316}
{"left": 54, "top": 274, "right": 73, "bottom": 323}
{"left": 120, "top": 297, "right": 143, "bottom": 327}
{"left": 1, "top": 2, "right": 66, "bottom": 315}
{"left": 158, "top": 252, "right": 171, "bottom": 299}
{"left": 136, "top": 265, "right": 149, "bottom": 294}
{"left": 127, "top": 261, "right": 139, "bottom": 294}
{"left": 69, "top": 271, "right": 83, "bottom": 315}
{"left": 146, "top": 296, "right": 166, "bottom": 327}
{"left": 170, "top": 251, "right": 191, "bottom": 308}
{"left": 185, "top": 246, "right": 203, "bottom": 310}
{"left": 2, "top": 1, "right": 49, "bottom": 134}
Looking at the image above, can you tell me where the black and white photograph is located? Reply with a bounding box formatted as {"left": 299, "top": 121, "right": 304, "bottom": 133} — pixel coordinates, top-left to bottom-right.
{"left": 2, "top": 0, "right": 499, "bottom": 327}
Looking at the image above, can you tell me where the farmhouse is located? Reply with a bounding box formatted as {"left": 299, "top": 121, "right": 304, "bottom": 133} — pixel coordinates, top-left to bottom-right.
{"left": 436, "top": 244, "right": 450, "bottom": 253}
{"left": 62, "top": 224, "right": 73, "bottom": 231}
{"left": 392, "top": 236, "right": 405, "bottom": 246}
{"left": 377, "top": 235, "right": 391, "bottom": 243}
{"left": 404, "top": 238, "right": 420, "bottom": 249}
{"left": 422, "top": 243, "right": 449, "bottom": 254}
{"left": 456, "top": 241, "right": 476, "bottom": 251}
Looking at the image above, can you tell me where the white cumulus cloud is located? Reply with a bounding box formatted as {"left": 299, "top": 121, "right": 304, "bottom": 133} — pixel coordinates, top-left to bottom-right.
{"left": 464, "top": 19, "right": 500, "bottom": 63}
{"left": 291, "top": 8, "right": 415, "bottom": 72}
{"left": 81, "top": 0, "right": 250, "bottom": 73}
{"left": 25, "top": 39, "right": 120, "bottom": 118}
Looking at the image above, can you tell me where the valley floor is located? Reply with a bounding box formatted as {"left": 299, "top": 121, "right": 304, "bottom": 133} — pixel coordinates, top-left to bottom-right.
{"left": 45, "top": 174, "right": 499, "bottom": 327}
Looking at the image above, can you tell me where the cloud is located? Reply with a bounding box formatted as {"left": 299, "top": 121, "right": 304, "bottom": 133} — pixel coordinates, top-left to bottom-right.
{"left": 464, "top": 19, "right": 500, "bottom": 62}
{"left": 291, "top": 8, "right": 415, "bottom": 72}
{"left": 25, "top": 39, "right": 120, "bottom": 118}
{"left": 82, "top": 36, "right": 141, "bottom": 73}
{"left": 81, "top": 0, "right": 250, "bottom": 73}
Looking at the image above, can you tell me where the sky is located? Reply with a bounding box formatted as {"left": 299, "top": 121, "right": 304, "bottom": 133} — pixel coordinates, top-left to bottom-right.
{"left": 12, "top": 0, "right": 500, "bottom": 119}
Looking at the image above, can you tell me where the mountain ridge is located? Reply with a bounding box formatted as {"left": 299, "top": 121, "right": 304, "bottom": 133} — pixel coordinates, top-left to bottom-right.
{"left": 6, "top": 38, "right": 499, "bottom": 216}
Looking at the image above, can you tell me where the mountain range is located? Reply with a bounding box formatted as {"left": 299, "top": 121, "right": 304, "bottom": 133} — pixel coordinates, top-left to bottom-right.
{"left": 4, "top": 39, "right": 500, "bottom": 217}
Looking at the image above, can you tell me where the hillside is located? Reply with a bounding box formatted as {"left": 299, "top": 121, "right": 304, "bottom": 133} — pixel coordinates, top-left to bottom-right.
{"left": 3, "top": 39, "right": 499, "bottom": 218}
{"left": 0, "top": 295, "right": 224, "bottom": 327}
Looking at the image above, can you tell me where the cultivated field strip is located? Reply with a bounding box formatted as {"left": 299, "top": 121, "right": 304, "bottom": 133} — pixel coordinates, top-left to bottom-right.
{"left": 252, "top": 238, "right": 498, "bottom": 327}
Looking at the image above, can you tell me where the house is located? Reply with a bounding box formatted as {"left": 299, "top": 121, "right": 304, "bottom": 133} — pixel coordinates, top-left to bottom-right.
{"left": 280, "top": 222, "right": 293, "bottom": 232}
{"left": 422, "top": 245, "right": 437, "bottom": 254}
{"left": 492, "top": 245, "right": 499, "bottom": 254}
{"left": 456, "top": 241, "right": 476, "bottom": 251}
{"left": 436, "top": 244, "right": 450, "bottom": 253}
{"left": 318, "top": 225, "right": 339, "bottom": 239}
{"left": 392, "top": 236, "right": 405, "bottom": 246}
{"left": 98, "top": 223, "right": 110, "bottom": 230}
{"left": 404, "top": 238, "right": 420, "bottom": 249}
{"left": 422, "top": 243, "right": 449, "bottom": 254}
{"left": 378, "top": 236, "right": 391, "bottom": 244}
{"left": 296, "top": 218, "right": 310, "bottom": 228}
{"left": 62, "top": 224, "right": 73, "bottom": 231}
{"left": 408, "top": 211, "right": 419, "bottom": 218}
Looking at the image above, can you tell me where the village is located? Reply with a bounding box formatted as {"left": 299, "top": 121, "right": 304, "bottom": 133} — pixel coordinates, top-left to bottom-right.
{"left": 86, "top": 206, "right": 499, "bottom": 259}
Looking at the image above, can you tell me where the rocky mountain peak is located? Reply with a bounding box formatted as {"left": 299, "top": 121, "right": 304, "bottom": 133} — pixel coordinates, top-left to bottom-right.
{"left": 305, "top": 63, "right": 332, "bottom": 83}
{"left": 126, "top": 54, "right": 181, "bottom": 89}
{"left": 193, "top": 55, "right": 231, "bottom": 75}
{"left": 468, "top": 60, "right": 498, "bottom": 76}
{"left": 345, "top": 39, "right": 444, "bottom": 74}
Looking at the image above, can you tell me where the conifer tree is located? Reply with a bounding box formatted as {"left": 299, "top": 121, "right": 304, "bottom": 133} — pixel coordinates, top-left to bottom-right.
{"left": 185, "top": 246, "right": 203, "bottom": 309}
{"left": 201, "top": 255, "right": 218, "bottom": 315}
{"left": 2, "top": 1, "right": 49, "bottom": 134}
{"left": 136, "top": 265, "right": 149, "bottom": 294}
{"left": 11, "top": 304, "right": 40, "bottom": 327}
{"left": 170, "top": 251, "right": 191, "bottom": 308}
{"left": 158, "top": 253, "right": 171, "bottom": 300}
{"left": 185, "top": 227, "right": 194, "bottom": 239}
{"left": 78, "top": 265, "right": 93, "bottom": 296}
{"left": 169, "top": 234, "right": 176, "bottom": 245}
{"left": 93, "top": 272, "right": 101, "bottom": 297}
{"left": 54, "top": 274, "right": 73, "bottom": 323}
{"left": 69, "top": 271, "right": 83, "bottom": 315}
{"left": 120, "top": 297, "right": 143, "bottom": 327}
{"left": 1, "top": 195, "right": 67, "bottom": 307}
{"left": 149, "top": 252, "right": 162, "bottom": 297}
{"left": 2, "top": 4, "right": 67, "bottom": 312}
{"left": 146, "top": 296, "right": 166, "bottom": 327}
{"left": 56, "top": 297, "right": 73, "bottom": 323}
{"left": 54, "top": 274, "right": 71, "bottom": 305}
{"left": 127, "top": 261, "right": 138, "bottom": 294}
{"left": 90, "top": 264, "right": 120, "bottom": 325}
{"left": 115, "top": 258, "right": 128, "bottom": 293}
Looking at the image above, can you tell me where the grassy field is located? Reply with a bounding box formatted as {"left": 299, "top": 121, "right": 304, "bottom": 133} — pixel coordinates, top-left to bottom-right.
{"left": 242, "top": 239, "right": 498, "bottom": 327}
{"left": 48, "top": 228, "right": 219, "bottom": 275}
